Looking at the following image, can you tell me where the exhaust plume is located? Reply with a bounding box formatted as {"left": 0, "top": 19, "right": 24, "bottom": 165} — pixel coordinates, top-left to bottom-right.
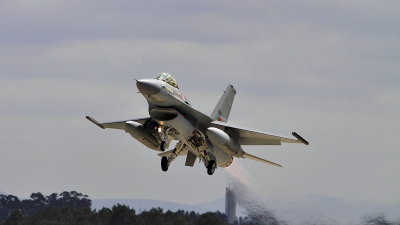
{"left": 225, "top": 161, "right": 284, "bottom": 225}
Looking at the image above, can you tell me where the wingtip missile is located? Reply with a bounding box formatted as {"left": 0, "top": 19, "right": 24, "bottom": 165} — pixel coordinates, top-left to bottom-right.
{"left": 86, "top": 116, "right": 105, "bottom": 129}
{"left": 292, "top": 132, "right": 309, "bottom": 145}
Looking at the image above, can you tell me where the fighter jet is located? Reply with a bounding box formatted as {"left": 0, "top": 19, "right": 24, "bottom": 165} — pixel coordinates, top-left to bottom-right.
{"left": 86, "top": 73, "right": 308, "bottom": 175}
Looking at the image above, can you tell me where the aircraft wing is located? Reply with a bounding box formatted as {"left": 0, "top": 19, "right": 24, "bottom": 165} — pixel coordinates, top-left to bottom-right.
{"left": 211, "top": 121, "right": 309, "bottom": 145}
{"left": 86, "top": 116, "right": 150, "bottom": 130}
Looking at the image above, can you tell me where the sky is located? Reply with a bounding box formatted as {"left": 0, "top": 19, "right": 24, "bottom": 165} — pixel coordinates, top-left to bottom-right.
{"left": 1, "top": 0, "right": 399, "bottom": 209}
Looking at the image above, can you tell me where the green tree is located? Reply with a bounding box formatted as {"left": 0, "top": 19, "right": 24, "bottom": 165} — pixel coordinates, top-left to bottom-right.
{"left": 140, "top": 207, "right": 164, "bottom": 225}
{"left": 24, "top": 192, "right": 46, "bottom": 215}
{"left": 162, "top": 210, "right": 191, "bottom": 225}
{"left": 0, "top": 195, "right": 21, "bottom": 222}
{"left": 2, "top": 210, "right": 23, "bottom": 225}
{"left": 97, "top": 207, "right": 112, "bottom": 225}
{"left": 19, "top": 206, "right": 97, "bottom": 225}
{"left": 188, "top": 211, "right": 198, "bottom": 222}
{"left": 46, "top": 191, "right": 91, "bottom": 209}
{"left": 195, "top": 212, "right": 225, "bottom": 225}
{"left": 108, "top": 204, "right": 137, "bottom": 225}
{"left": 59, "top": 191, "right": 91, "bottom": 209}
{"left": 213, "top": 211, "right": 228, "bottom": 224}
{"left": 46, "top": 193, "right": 61, "bottom": 209}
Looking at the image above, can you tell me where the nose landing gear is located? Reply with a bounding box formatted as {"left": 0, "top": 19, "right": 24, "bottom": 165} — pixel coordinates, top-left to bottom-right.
{"left": 160, "top": 141, "right": 166, "bottom": 152}
{"left": 158, "top": 127, "right": 170, "bottom": 152}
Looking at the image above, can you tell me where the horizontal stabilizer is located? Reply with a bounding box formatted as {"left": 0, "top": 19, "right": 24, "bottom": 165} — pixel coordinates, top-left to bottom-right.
{"left": 243, "top": 152, "right": 282, "bottom": 167}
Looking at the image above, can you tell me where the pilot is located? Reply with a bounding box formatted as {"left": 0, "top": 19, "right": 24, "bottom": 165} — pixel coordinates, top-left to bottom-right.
{"left": 153, "top": 72, "right": 179, "bottom": 89}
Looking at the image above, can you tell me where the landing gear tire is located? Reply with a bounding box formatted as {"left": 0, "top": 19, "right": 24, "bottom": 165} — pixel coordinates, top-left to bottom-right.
{"left": 161, "top": 156, "right": 169, "bottom": 172}
{"left": 207, "top": 160, "right": 216, "bottom": 175}
{"left": 160, "top": 141, "right": 166, "bottom": 152}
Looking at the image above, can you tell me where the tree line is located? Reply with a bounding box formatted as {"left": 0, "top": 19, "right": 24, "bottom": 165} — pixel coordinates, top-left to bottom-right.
{"left": 0, "top": 191, "right": 91, "bottom": 222}
{"left": 1, "top": 205, "right": 229, "bottom": 225}
{"left": 0, "top": 191, "right": 245, "bottom": 225}
{"left": 1, "top": 191, "right": 398, "bottom": 225}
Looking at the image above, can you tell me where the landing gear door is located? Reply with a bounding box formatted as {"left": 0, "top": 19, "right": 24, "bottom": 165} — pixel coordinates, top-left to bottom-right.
{"left": 185, "top": 151, "right": 197, "bottom": 167}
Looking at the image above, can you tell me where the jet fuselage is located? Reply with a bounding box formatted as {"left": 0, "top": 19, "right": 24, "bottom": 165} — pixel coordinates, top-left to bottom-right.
{"left": 87, "top": 73, "right": 308, "bottom": 175}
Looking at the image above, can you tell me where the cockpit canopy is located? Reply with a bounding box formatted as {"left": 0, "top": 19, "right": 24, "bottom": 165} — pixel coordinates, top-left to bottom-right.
{"left": 153, "top": 73, "right": 179, "bottom": 89}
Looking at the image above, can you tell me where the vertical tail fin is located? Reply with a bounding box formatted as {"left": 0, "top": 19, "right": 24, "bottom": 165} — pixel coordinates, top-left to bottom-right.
{"left": 210, "top": 85, "right": 236, "bottom": 122}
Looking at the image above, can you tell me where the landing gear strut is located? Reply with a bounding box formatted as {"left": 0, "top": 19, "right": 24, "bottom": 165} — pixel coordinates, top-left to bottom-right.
{"left": 160, "top": 142, "right": 186, "bottom": 172}
{"left": 207, "top": 160, "right": 216, "bottom": 175}
{"left": 159, "top": 127, "right": 170, "bottom": 152}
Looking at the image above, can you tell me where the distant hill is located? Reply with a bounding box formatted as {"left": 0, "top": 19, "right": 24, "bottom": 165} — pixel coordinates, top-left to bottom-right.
{"left": 0, "top": 191, "right": 7, "bottom": 195}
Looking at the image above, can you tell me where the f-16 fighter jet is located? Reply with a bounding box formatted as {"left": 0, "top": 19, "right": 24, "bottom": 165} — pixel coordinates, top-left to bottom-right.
{"left": 87, "top": 73, "right": 308, "bottom": 175}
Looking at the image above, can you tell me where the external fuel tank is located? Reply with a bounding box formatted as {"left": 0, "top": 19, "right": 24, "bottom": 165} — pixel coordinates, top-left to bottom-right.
{"left": 125, "top": 121, "right": 159, "bottom": 150}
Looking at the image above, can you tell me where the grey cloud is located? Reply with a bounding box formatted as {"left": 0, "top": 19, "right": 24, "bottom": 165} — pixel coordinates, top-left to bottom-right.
{"left": 1, "top": 1, "right": 399, "bottom": 45}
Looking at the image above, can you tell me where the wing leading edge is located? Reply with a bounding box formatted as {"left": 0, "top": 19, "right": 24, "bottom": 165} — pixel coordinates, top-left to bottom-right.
{"left": 86, "top": 116, "right": 150, "bottom": 130}
{"left": 211, "top": 121, "right": 309, "bottom": 145}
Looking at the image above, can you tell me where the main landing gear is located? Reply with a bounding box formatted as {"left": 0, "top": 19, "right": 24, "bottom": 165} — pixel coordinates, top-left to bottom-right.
{"left": 160, "top": 137, "right": 217, "bottom": 175}
{"left": 160, "top": 142, "right": 185, "bottom": 172}
{"left": 161, "top": 156, "right": 168, "bottom": 171}
{"left": 162, "top": 156, "right": 216, "bottom": 175}
{"left": 207, "top": 160, "right": 216, "bottom": 175}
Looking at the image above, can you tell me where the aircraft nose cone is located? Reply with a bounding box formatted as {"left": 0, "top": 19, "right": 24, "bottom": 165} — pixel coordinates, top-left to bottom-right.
{"left": 136, "top": 79, "right": 161, "bottom": 95}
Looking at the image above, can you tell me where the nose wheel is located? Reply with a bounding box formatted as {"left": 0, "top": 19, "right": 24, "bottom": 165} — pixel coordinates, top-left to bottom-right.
{"left": 207, "top": 160, "right": 216, "bottom": 175}
{"left": 161, "top": 156, "right": 169, "bottom": 171}
{"left": 160, "top": 141, "right": 166, "bottom": 152}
